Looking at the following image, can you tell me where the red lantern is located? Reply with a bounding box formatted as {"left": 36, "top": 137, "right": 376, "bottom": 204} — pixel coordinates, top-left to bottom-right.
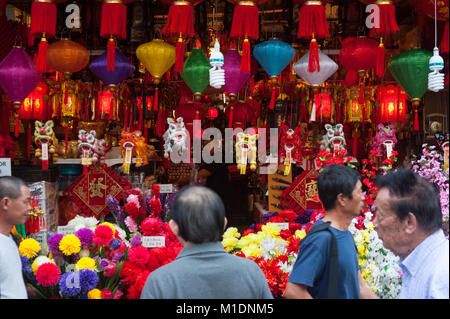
{"left": 18, "top": 82, "right": 49, "bottom": 121}
{"left": 339, "top": 37, "right": 378, "bottom": 81}
{"left": 227, "top": 1, "right": 269, "bottom": 72}
{"left": 377, "top": 85, "right": 408, "bottom": 123}
{"left": 175, "top": 101, "right": 206, "bottom": 138}
{"left": 97, "top": 88, "right": 117, "bottom": 120}
{"left": 225, "top": 100, "right": 257, "bottom": 129}
{"left": 160, "top": 0, "right": 205, "bottom": 72}
{"left": 311, "top": 93, "right": 333, "bottom": 122}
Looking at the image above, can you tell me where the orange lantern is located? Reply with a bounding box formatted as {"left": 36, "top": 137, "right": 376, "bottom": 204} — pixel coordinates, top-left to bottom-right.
{"left": 377, "top": 85, "right": 408, "bottom": 123}
{"left": 46, "top": 39, "right": 90, "bottom": 76}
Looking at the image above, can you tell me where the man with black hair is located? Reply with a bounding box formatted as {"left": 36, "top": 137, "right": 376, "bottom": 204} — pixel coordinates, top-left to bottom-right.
{"left": 374, "top": 169, "right": 449, "bottom": 299}
{"left": 285, "top": 164, "right": 377, "bottom": 299}
{"left": 0, "top": 176, "right": 31, "bottom": 299}
{"left": 140, "top": 185, "right": 273, "bottom": 299}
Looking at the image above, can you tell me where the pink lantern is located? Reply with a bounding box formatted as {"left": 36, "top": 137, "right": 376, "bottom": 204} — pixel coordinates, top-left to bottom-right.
{"left": 224, "top": 49, "right": 250, "bottom": 102}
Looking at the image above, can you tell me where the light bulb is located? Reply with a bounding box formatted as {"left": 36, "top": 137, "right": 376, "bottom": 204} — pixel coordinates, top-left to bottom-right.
{"left": 209, "top": 39, "right": 225, "bottom": 89}
{"left": 428, "top": 47, "right": 445, "bottom": 92}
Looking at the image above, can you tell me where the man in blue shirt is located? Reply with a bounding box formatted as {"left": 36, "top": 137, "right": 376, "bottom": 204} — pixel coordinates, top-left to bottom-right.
{"left": 285, "top": 164, "right": 378, "bottom": 299}
{"left": 375, "top": 169, "right": 449, "bottom": 299}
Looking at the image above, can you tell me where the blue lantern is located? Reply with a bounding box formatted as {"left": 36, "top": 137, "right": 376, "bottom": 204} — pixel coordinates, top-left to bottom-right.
{"left": 253, "top": 38, "right": 295, "bottom": 81}
{"left": 89, "top": 49, "right": 135, "bottom": 85}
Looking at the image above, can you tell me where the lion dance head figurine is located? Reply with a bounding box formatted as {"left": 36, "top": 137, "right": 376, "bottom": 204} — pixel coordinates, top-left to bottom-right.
{"left": 34, "top": 120, "right": 58, "bottom": 169}
{"left": 372, "top": 124, "right": 397, "bottom": 158}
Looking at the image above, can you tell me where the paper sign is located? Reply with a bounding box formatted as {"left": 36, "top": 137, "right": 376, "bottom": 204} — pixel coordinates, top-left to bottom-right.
{"left": 142, "top": 236, "right": 165, "bottom": 248}
{"left": 0, "top": 158, "right": 11, "bottom": 176}
{"left": 57, "top": 225, "right": 76, "bottom": 235}
{"left": 273, "top": 223, "right": 290, "bottom": 230}
{"left": 33, "top": 231, "right": 48, "bottom": 247}
{"left": 158, "top": 184, "right": 173, "bottom": 194}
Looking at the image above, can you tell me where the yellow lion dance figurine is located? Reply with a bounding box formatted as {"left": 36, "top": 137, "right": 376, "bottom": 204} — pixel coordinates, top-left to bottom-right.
{"left": 235, "top": 132, "right": 258, "bottom": 175}
{"left": 34, "top": 120, "right": 58, "bottom": 168}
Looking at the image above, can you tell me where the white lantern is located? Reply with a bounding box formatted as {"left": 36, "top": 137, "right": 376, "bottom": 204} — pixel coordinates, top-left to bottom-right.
{"left": 293, "top": 49, "right": 338, "bottom": 87}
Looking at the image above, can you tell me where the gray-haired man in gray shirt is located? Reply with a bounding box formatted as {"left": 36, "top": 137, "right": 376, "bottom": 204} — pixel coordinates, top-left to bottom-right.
{"left": 140, "top": 186, "right": 273, "bottom": 299}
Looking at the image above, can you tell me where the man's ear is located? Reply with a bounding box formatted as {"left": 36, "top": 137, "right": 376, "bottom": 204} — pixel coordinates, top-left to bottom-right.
{"left": 404, "top": 212, "right": 418, "bottom": 235}
{"left": 224, "top": 217, "right": 228, "bottom": 230}
{"left": 169, "top": 219, "right": 180, "bottom": 237}
{"left": 335, "top": 193, "right": 346, "bottom": 208}
{"left": 0, "top": 197, "right": 9, "bottom": 211}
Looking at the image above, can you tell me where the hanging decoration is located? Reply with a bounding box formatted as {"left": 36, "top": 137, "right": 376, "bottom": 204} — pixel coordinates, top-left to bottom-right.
{"left": 99, "top": 0, "right": 134, "bottom": 71}
{"left": 223, "top": 48, "right": 250, "bottom": 102}
{"left": 435, "top": 133, "right": 449, "bottom": 171}
{"left": 29, "top": 0, "right": 66, "bottom": 73}
{"left": 180, "top": 41, "right": 210, "bottom": 101}
{"left": 319, "top": 124, "right": 346, "bottom": 153}
{"left": 120, "top": 130, "right": 140, "bottom": 174}
{"left": 63, "top": 163, "right": 132, "bottom": 217}
{"left": 25, "top": 195, "right": 45, "bottom": 235}
{"left": 227, "top": 0, "right": 268, "bottom": 72}
{"left": 388, "top": 48, "right": 432, "bottom": 131}
{"left": 0, "top": 134, "right": 16, "bottom": 159}
{"left": 134, "top": 130, "right": 148, "bottom": 167}
{"left": 293, "top": 49, "right": 338, "bottom": 87}
{"left": 427, "top": 0, "right": 445, "bottom": 93}
{"left": 78, "top": 130, "right": 107, "bottom": 174}
{"left": 376, "top": 84, "right": 408, "bottom": 123}
{"left": 163, "top": 117, "right": 190, "bottom": 162}
{"left": 209, "top": 39, "right": 225, "bottom": 89}
{"left": 175, "top": 101, "right": 205, "bottom": 139}
{"left": 225, "top": 100, "right": 257, "bottom": 129}
{"left": 235, "top": 131, "right": 258, "bottom": 175}
{"left": 34, "top": 120, "right": 58, "bottom": 170}
{"left": 310, "top": 92, "right": 333, "bottom": 123}
{"left": 89, "top": 48, "right": 135, "bottom": 85}
{"left": 278, "top": 125, "right": 302, "bottom": 176}
{"left": 0, "top": 47, "right": 40, "bottom": 138}
{"left": 160, "top": 0, "right": 204, "bottom": 72}
{"left": 372, "top": 123, "right": 397, "bottom": 158}
{"left": 294, "top": 0, "right": 330, "bottom": 72}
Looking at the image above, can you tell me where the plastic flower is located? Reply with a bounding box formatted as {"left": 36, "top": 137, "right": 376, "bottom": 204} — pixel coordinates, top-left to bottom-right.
{"left": 101, "top": 289, "right": 112, "bottom": 299}
{"left": 68, "top": 215, "right": 99, "bottom": 231}
{"left": 21, "top": 256, "right": 34, "bottom": 280}
{"left": 294, "top": 229, "right": 306, "bottom": 240}
{"left": 141, "top": 217, "right": 164, "bottom": 236}
{"left": 36, "top": 262, "right": 61, "bottom": 287}
{"left": 59, "top": 234, "right": 81, "bottom": 256}
{"left": 75, "top": 228, "right": 94, "bottom": 248}
{"left": 103, "top": 263, "right": 117, "bottom": 277}
{"left": 87, "top": 288, "right": 102, "bottom": 299}
{"left": 130, "top": 235, "right": 142, "bottom": 248}
{"left": 93, "top": 225, "right": 114, "bottom": 247}
{"left": 109, "top": 238, "right": 122, "bottom": 251}
{"left": 32, "top": 256, "right": 55, "bottom": 274}
{"left": 79, "top": 269, "right": 99, "bottom": 292}
{"left": 76, "top": 257, "right": 97, "bottom": 271}
{"left": 128, "top": 246, "right": 150, "bottom": 267}
{"left": 223, "top": 227, "right": 240, "bottom": 239}
{"left": 59, "top": 272, "right": 82, "bottom": 297}
{"left": 99, "top": 222, "right": 116, "bottom": 235}
{"left": 124, "top": 216, "right": 138, "bottom": 233}
{"left": 261, "top": 223, "right": 281, "bottom": 237}
{"left": 19, "top": 238, "right": 41, "bottom": 258}
{"left": 47, "top": 233, "right": 64, "bottom": 255}
{"left": 222, "top": 237, "right": 239, "bottom": 252}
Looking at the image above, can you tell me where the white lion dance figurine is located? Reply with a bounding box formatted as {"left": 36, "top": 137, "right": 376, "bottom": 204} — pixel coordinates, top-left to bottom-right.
{"left": 163, "top": 117, "right": 189, "bottom": 161}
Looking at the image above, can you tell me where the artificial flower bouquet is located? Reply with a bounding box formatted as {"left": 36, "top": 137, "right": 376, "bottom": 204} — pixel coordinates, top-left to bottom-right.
{"left": 19, "top": 221, "right": 128, "bottom": 299}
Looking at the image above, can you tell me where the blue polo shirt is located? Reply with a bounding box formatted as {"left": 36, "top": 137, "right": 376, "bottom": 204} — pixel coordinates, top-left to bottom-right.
{"left": 288, "top": 220, "right": 360, "bottom": 299}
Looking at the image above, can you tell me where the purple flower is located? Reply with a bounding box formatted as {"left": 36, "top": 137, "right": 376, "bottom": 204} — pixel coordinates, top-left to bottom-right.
{"left": 130, "top": 235, "right": 142, "bottom": 248}
{"left": 109, "top": 238, "right": 121, "bottom": 251}
{"left": 99, "top": 258, "right": 110, "bottom": 268}
{"left": 107, "top": 196, "right": 123, "bottom": 223}
{"left": 262, "top": 212, "right": 278, "bottom": 223}
{"left": 47, "top": 233, "right": 64, "bottom": 255}
{"left": 59, "top": 272, "right": 82, "bottom": 297}
{"left": 111, "top": 252, "right": 123, "bottom": 263}
{"left": 79, "top": 269, "right": 99, "bottom": 292}
{"left": 75, "top": 228, "right": 94, "bottom": 248}
{"left": 21, "top": 256, "right": 35, "bottom": 281}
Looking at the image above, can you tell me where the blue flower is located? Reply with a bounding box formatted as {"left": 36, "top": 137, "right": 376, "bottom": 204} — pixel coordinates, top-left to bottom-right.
{"left": 59, "top": 272, "right": 82, "bottom": 297}
{"left": 109, "top": 238, "right": 121, "bottom": 251}
{"left": 79, "top": 269, "right": 99, "bottom": 292}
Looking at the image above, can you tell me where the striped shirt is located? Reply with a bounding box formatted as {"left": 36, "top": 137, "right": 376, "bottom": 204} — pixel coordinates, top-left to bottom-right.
{"left": 398, "top": 229, "right": 449, "bottom": 299}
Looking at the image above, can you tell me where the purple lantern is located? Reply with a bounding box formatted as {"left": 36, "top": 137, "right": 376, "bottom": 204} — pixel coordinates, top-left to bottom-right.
{"left": 0, "top": 47, "right": 40, "bottom": 137}
{"left": 0, "top": 47, "right": 40, "bottom": 104}
{"left": 89, "top": 49, "right": 135, "bottom": 85}
{"left": 223, "top": 49, "right": 250, "bottom": 102}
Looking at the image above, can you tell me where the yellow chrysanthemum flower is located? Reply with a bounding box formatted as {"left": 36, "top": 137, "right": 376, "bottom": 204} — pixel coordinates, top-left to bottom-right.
{"left": 31, "top": 256, "right": 55, "bottom": 274}
{"left": 261, "top": 223, "right": 280, "bottom": 237}
{"left": 222, "top": 237, "right": 239, "bottom": 252}
{"left": 294, "top": 229, "right": 307, "bottom": 240}
{"left": 223, "top": 227, "right": 240, "bottom": 239}
{"left": 87, "top": 288, "right": 102, "bottom": 299}
{"left": 98, "top": 222, "right": 116, "bottom": 234}
{"left": 19, "top": 238, "right": 41, "bottom": 258}
{"left": 76, "top": 257, "right": 97, "bottom": 271}
{"left": 241, "top": 244, "right": 263, "bottom": 258}
{"left": 59, "top": 234, "right": 81, "bottom": 256}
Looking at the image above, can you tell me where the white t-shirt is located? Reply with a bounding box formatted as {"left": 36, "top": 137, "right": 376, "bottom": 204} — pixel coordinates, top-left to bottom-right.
{"left": 0, "top": 233, "right": 27, "bottom": 299}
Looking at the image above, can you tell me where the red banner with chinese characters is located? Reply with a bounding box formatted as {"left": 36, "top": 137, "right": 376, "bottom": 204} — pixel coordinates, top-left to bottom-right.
{"left": 63, "top": 164, "right": 131, "bottom": 217}
{"left": 280, "top": 169, "right": 324, "bottom": 213}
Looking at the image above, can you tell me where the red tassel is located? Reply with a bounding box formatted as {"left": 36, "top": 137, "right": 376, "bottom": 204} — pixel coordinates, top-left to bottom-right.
{"left": 308, "top": 38, "right": 320, "bottom": 72}
{"left": 269, "top": 89, "right": 276, "bottom": 110}
{"left": 376, "top": 39, "right": 385, "bottom": 78}
{"left": 124, "top": 106, "right": 129, "bottom": 131}
{"left": 156, "top": 107, "right": 166, "bottom": 137}
{"left": 14, "top": 116, "right": 19, "bottom": 138}
{"left": 344, "top": 70, "right": 358, "bottom": 86}
{"left": 107, "top": 37, "right": 116, "bottom": 71}
{"left": 27, "top": 123, "right": 31, "bottom": 160}
{"left": 154, "top": 88, "right": 158, "bottom": 111}
{"left": 65, "top": 125, "right": 69, "bottom": 155}
{"left": 440, "top": 22, "right": 449, "bottom": 54}
{"left": 30, "top": 2, "right": 57, "bottom": 38}
{"left": 36, "top": 38, "right": 48, "bottom": 73}
{"left": 42, "top": 159, "right": 48, "bottom": 170}
{"left": 228, "top": 106, "right": 234, "bottom": 128}
{"left": 240, "top": 38, "right": 251, "bottom": 73}
{"left": 369, "top": 2, "right": 399, "bottom": 37}
{"left": 297, "top": 3, "right": 329, "bottom": 39}
{"left": 139, "top": 99, "right": 144, "bottom": 131}
{"left": 100, "top": 2, "right": 127, "bottom": 40}
{"left": 230, "top": 4, "right": 259, "bottom": 40}
{"left": 358, "top": 84, "right": 364, "bottom": 105}
{"left": 352, "top": 127, "right": 358, "bottom": 157}
{"left": 83, "top": 165, "right": 88, "bottom": 175}
{"left": 414, "top": 108, "right": 419, "bottom": 131}
{"left": 175, "top": 37, "right": 185, "bottom": 73}
{"left": 162, "top": 3, "right": 195, "bottom": 37}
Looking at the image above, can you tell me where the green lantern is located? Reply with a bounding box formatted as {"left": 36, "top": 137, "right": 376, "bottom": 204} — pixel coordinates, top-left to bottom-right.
{"left": 388, "top": 48, "right": 432, "bottom": 130}
{"left": 180, "top": 45, "right": 210, "bottom": 101}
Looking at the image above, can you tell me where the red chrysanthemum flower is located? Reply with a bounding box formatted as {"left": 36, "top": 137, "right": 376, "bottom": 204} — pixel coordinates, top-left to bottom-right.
{"left": 289, "top": 222, "right": 302, "bottom": 233}
{"left": 141, "top": 217, "right": 164, "bottom": 236}
{"left": 242, "top": 229, "right": 255, "bottom": 236}
{"left": 36, "top": 263, "right": 61, "bottom": 287}
{"left": 125, "top": 201, "right": 140, "bottom": 221}
{"left": 93, "top": 225, "right": 114, "bottom": 247}
{"left": 278, "top": 210, "right": 297, "bottom": 222}
{"left": 149, "top": 198, "right": 162, "bottom": 217}
{"left": 267, "top": 216, "right": 285, "bottom": 224}
{"left": 151, "top": 184, "right": 160, "bottom": 197}
{"left": 279, "top": 229, "right": 292, "bottom": 241}
{"left": 126, "top": 270, "right": 150, "bottom": 299}
{"left": 101, "top": 289, "right": 113, "bottom": 299}
{"left": 128, "top": 246, "right": 150, "bottom": 268}
{"left": 120, "top": 261, "right": 142, "bottom": 285}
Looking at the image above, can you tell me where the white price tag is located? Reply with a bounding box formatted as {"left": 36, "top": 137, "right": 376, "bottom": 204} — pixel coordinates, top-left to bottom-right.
{"left": 158, "top": 184, "right": 173, "bottom": 194}
{"left": 57, "top": 225, "right": 76, "bottom": 235}
{"left": 33, "top": 231, "right": 48, "bottom": 247}
{"left": 142, "top": 236, "right": 165, "bottom": 248}
{"left": 0, "top": 158, "right": 12, "bottom": 176}
{"left": 273, "top": 223, "right": 290, "bottom": 231}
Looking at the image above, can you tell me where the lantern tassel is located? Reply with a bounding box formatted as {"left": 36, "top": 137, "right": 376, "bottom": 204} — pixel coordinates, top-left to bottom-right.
{"left": 30, "top": 1, "right": 57, "bottom": 40}
{"left": 36, "top": 37, "right": 48, "bottom": 73}
{"left": 344, "top": 70, "right": 358, "bottom": 86}
{"left": 100, "top": 2, "right": 127, "bottom": 40}
{"left": 308, "top": 38, "right": 320, "bottom": 72}
{"left": 268, "top": 89, "right": 276, "bottom": 110}
{"left": 414, "top": 108, "right": 420, "bottom": 131}
{"left": 175, "top": 36, "right": 185, "bottom": 73}
{"left": 65, "top": 125, "right": 69, "bottom": 155}
{"left": 156, "top": 107, "right": 166, "bottom": 137}
{"left": 27, "top": 123, "right": 31, "bottom": 160}
{"left": 440, "top": 22, "right": 449, "bottom": 54}
{"left": 230, "top": 4, "right": 259, "bottom": 40}
{"left": 240, "top": 37, "right": 251, "bottom": 73}
{"left": 369, "top": 2, "right": 399, "bottom": 37}
{"left": 154, "top": 88, "right": 158, "bottom": 111}
{"left": 358, "top": 84, "right": 364, "bottom": 105}
{"left": 352, "top": 127, "right": 358, "bottom": 157}
{"left": 162, "top": 3, "right": 195, "bottom": 37}
{"left": 107, "top": 37, "right": 116, "bottom": 71}
{"left": 228, "top": 106, "right": 234, "bottom": 128}
{"left": 297, "top": 3, "right": 329, "bottom": 39}
{"left": 376, "top": 38, "right": 385, "bottom": 78}
{"left": 14, "top": 116, "right": 20, "bottom": 138}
